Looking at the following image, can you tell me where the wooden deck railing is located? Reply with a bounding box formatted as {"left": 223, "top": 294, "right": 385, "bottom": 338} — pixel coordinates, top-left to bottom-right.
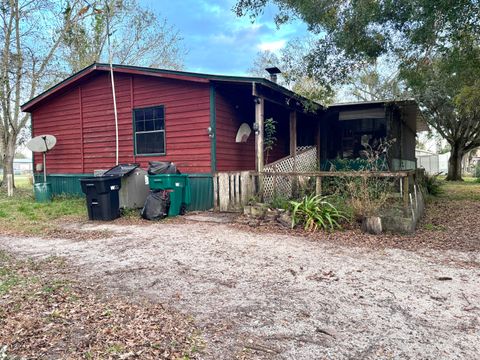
{"left": 213, "top": 169, "right": 424, "bottom": 212}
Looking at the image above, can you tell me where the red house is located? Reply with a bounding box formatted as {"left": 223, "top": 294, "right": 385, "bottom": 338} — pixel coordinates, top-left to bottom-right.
{"left": 21, "top": 63, "right": 425, "bottom": 210}
{"left": 21, "top": 63, "right": 321, "bottom": 210}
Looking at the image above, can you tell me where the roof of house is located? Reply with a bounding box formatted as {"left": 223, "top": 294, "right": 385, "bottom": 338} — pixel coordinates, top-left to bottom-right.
{"left": 328, "top": 99, "right": 429, "bottom": 132}
{"left": 21, "top": 62, "right": 315, "bottom": 112}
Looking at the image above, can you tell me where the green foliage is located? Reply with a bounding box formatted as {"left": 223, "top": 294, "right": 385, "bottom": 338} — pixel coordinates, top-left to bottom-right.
{"left": 423, "top": 174, "right": 444, "bottom": 196}
{"left": 264, "top": 117, "right": 277, "bottom": 164}
{"left": 289, "top": 194, "right": 345, "bottom": 231}
{"left": 327, "top": 157, "right": 370, "bottom": 171}
{"left": 269, "top": 194, "right": 290, "bottom": 210}
{"left": 236, "top": 0, "right": 479, "bottom": 86}
{"left": 236, "top": 1, "right": 480, "bottom": 180}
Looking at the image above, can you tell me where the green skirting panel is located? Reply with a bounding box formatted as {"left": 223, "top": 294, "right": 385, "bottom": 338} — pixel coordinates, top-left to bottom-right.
{"left": 187, "top": 174, "right": 214, "bottom": 211}
{"left": 35, "top": 173, "right": 214, "bottom": 211}
{"left": 391, "top": 159, "right": 417, "bottom": 171}
{"left": 34, "top": 174, "right": 92, "bottom": 196}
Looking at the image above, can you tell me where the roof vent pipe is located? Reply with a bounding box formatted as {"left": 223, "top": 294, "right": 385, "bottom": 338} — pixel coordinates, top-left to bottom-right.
{"left": 265, "top": 67, "right": 281, "bottom": 83}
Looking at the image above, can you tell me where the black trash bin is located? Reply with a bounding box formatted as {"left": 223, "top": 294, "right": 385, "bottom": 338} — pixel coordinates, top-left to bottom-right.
{"left": 80, "top": 175, "right": 122, "bottom": 221}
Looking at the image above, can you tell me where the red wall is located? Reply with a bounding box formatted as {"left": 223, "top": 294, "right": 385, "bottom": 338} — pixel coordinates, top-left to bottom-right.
{"left": 215, "top": 87, "right": 290, "bottom": 171}
{"left": 32, "top": 72, "right": 212, "bottom": 174}
{"left": 215, "top": 88, "right": 256, "bottom": 171}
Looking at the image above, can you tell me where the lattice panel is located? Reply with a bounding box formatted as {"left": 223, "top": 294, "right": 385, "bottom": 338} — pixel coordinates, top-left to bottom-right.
{"left": 263, "top": 146, "right": 317, "bottom": 201}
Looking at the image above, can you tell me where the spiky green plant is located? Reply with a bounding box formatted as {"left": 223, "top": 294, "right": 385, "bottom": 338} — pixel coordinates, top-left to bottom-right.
{"left": 289, "top": 194, "right": 345, "bottom": 231}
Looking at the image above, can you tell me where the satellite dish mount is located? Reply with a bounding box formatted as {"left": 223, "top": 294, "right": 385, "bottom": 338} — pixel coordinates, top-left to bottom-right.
{"left": 26, "top": 134, "right": 57, "bottom": 183}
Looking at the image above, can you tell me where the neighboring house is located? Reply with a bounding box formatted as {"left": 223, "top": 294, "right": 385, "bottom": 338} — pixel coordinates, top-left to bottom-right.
{"left": 14, "top": 158, "right": 33, "bottom": 175}
{"left": 416, "top": 149, "right": 442, "bottom": 174}
{"left": 416, "top": 149, "right": 451, "bottom": 175}
{"left": 21, "top": 63, "right": 426, "bottom": 210}
{"left": 0, "top": 158, "right": 32, "bottom": 175}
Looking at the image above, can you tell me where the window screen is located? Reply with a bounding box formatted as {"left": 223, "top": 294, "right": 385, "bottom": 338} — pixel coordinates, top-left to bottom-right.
{"left": 134, "top": 106, "right": 165, "bottom": 155}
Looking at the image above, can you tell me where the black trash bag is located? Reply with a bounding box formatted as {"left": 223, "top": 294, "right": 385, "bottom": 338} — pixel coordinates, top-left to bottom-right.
{"left": 141, "top": 190, "right": 170, "bottom": 220}
{"left": 148, "top": 161, "right": 180, "bottom": 175}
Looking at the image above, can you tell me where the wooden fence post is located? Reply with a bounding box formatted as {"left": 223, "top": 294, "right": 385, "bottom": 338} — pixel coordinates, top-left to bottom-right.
{"left": 402, "top": 175, "right": 409, "bottom": 208}
{"left": 213, "top": 173, "right": 218, "bottom": 210}
{"left": 315, "top": 176, "right": 322, "bottom": 196}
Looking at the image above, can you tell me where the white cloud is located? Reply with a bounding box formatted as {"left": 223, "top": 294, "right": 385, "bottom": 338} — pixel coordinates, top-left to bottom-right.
{"left": 258, "top": 39, "right": 286, "bottom": 52}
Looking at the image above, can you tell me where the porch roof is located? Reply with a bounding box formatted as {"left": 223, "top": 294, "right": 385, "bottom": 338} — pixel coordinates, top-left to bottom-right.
{"left": 328, "top": 99, "right": 429, "bottom": 133}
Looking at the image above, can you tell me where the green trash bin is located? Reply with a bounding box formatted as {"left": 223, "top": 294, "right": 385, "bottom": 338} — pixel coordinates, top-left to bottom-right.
{"left": 148, "top": 174, "right": 191, "bottom": 216}
{"left": 34, "top": 182, "right": 52, "bottom": 203}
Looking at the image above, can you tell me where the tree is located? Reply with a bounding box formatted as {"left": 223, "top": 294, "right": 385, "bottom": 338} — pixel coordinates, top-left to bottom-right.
{"left": 346, "top": 60, "right": 409, "bottom": 102}
{"left": 402, "top": 44, "right": 480, "bottom": 180}
{"left": 248, "top": 50, "right": 281, "bottom": 79}
{"left": 248, "top": 42, "right": 334, "bottom": 105}
{"left": 0, "top": 0, "right": 185, "bottom": 195}
{"left": 61, "top": 0, "right": 186, "bottom": 73}
{"left": 1, "top": 0, "right": 91, "bottom": 195}
{"left": 235, "top": 0, "right": 480, "bottom": 180}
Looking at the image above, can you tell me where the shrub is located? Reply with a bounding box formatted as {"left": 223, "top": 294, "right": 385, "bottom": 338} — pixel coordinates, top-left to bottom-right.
{"left": 269, "top": 194, "right": 290, "bottom": 210}
{"left": 423, "top": 173, "right": 443, "bottom": 196}
{"left": 289, "top": 194, "right": 345, "bottom": 231}
{"left": 346, "top": 176, "right": 392, "bottom": 218}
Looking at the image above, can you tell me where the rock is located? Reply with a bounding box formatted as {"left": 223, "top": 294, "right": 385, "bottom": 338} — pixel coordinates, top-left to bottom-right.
{"left": 277, "top": 212, "right": 292, "bottom": 228}
{"left": 243, "top": 205, "right": 252, "bottom": 216}
{"left": 264, "top": 209, "right": 278, "bottom": 222}
{"left": 248, "top": 220, "right": 260, "bottom": 227}
{"left": 250, "top": 204, "right": 267, "bottom": 218}
{"left": 361, "top": 216, "right": 382, "bottom": 234}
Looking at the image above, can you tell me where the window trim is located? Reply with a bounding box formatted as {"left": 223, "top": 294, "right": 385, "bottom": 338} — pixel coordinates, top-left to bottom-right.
{"left": 132, "top": 105, "right": 166, "bottom": 156}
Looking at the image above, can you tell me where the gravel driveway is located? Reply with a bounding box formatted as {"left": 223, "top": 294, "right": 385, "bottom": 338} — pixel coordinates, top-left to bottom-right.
{"left": 1, "top": 220, "right": 479, "bottom": 359}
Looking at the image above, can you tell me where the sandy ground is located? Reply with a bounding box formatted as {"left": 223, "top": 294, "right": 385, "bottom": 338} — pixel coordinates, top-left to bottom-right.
{"left": 1, "top": 220, "right": 479, "bottom": 359}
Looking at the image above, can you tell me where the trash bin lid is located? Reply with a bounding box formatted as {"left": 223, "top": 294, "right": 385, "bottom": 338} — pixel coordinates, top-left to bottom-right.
{"left": 148, "top": 161, "right": 180, "bottom": 175}
{"left": 103, "top": 163, "right": 140, "bottom": 177}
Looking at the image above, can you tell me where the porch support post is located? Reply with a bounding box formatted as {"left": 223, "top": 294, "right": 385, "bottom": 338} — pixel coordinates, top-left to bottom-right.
{"left": 255, "top": 97, "right": 265, "bottom": 173}
{"left": 289, "top": 111, "right": 297, "bottom": 156}
{"left": 289, "top": 110, "right": 297, "bottom": 175}
{"left": 255, "top": 96, "right": 265, "bottom": 199}
{"left": 315, "top": 120, "right": 321, "bottom": 170}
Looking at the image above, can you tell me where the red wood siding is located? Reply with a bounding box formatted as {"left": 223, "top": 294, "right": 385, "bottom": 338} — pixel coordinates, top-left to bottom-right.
{"left": 32, "top": 72, "right": 211, "bottom": 174}
{"left": 32, "top": 87, "right": 83, "bottom": 173}
{"left": 215, "top": 88, "right": 256, "bottom": 171}
{"left": 215, "top": 86, "right": 290, "bottom": 171}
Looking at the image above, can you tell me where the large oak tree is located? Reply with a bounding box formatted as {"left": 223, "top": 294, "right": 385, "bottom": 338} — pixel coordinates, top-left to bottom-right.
{"left": 235, "top": 0, "right": 480, "bottom": 180}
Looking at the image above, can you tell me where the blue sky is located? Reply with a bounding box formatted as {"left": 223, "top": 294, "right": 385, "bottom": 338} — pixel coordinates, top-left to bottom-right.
{"left": 140, "top": 0, "right": 309, "bottom": 75}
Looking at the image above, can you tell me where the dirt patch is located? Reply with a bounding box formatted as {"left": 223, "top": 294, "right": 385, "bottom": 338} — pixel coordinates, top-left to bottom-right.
{"left": 233, "top": 196, "right": 480, "bottom": 255}
{"left": 1, "top": 220, "right": 479, "bottom": 359}
{"left": 0, "top": 252, "right": 201, "bottom": 359}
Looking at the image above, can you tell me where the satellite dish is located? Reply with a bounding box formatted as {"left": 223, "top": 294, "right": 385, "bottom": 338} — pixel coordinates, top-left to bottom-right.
{"left": 26, "top": 135, "right": 57, "bottom": 153}
{"left": 235, "top": 123, "right": 252, "bottom": 143}
{"left": 26, "top": 135, "right": 57, "bottom": 184}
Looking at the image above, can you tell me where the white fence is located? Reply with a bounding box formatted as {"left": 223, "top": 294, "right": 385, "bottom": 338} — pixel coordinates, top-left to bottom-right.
{"left": 263, "top": 146, "right": 317, "bottom": 201}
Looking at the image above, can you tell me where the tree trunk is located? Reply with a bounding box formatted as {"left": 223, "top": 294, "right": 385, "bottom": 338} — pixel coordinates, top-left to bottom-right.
{"left": 446, "top": 143, "right": 464, "bottom": 181}
{"left": 1, "top": 139, "right": 16, "bottom": 195}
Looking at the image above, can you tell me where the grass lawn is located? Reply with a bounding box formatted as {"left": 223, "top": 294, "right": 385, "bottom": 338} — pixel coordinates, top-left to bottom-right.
{"left": 13, "top": 175, "right": 32, "bottom": 189}
{"left": 437, "top": 176, "right": 480, "bottom": 201}
{"left": 0, "top": 182, "right": 86, "bottom": 235}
